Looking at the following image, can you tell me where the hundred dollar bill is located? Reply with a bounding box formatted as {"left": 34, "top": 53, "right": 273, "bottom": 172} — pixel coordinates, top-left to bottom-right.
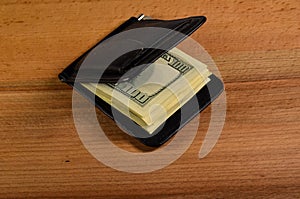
{"left": 82, "top": 48, "right": 211, "bottom": 134}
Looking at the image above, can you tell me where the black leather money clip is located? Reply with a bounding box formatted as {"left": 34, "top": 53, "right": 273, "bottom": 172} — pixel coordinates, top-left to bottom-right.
{"left": 58, "top": 14, "right": 224, "bottom": 147}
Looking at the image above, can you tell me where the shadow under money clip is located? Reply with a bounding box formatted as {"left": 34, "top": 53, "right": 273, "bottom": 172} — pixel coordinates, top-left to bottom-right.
{"left": 58, "top": 14, "right": 224, "bottom": 147}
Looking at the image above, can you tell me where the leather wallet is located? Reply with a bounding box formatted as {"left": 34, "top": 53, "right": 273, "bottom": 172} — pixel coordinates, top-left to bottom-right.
{"left": 58, "top": 14, "right": 224, "bottom": 147}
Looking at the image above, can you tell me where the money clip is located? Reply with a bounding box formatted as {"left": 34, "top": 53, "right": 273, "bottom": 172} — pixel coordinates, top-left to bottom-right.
{"left": 58, "top": 14, "right": 224, "bottom": 147}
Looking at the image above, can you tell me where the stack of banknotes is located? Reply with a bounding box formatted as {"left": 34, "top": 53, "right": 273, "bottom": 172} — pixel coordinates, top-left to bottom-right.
{"left": 82, "top": 48, "right": 211, "bottom": 134}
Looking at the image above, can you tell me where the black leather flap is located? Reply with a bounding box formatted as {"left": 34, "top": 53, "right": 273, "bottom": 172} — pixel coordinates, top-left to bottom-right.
{"left": 58, "top": 15, "right": 206, "bottom": 83}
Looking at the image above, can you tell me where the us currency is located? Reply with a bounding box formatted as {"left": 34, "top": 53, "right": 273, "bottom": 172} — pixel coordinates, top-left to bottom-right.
{"left": 82, "top": 48, "right": 211, "bottom": 134}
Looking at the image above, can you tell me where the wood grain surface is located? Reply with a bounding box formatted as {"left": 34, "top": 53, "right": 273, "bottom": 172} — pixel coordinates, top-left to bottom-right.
{"left": 1, "top": 0, "right": 299, "bottom": 198}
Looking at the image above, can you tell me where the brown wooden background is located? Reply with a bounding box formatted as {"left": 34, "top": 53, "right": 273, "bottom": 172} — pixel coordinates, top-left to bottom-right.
{"left": 1, "top": 0, "right": 299, "bottom": 198}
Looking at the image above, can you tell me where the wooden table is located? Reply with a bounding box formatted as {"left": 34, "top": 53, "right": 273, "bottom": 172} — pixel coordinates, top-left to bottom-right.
{"left": 1, "top": 0, "right": 299, "bottom": 198}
